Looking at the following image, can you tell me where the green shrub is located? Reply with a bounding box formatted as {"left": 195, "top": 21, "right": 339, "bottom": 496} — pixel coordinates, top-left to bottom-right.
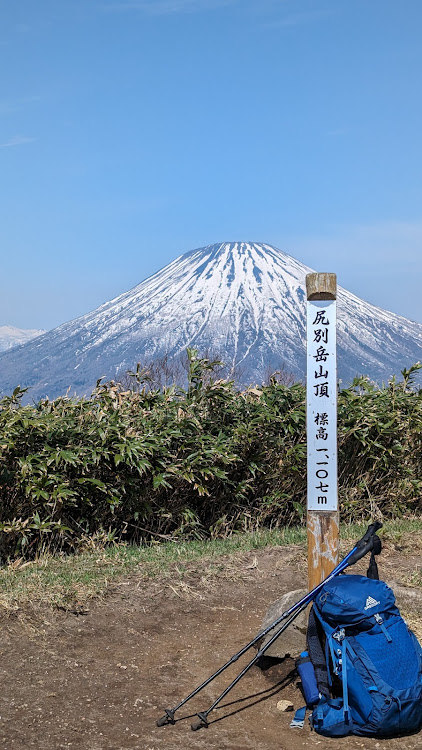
{"left": 0, "top": 352, "right": 421, "bottom": 560}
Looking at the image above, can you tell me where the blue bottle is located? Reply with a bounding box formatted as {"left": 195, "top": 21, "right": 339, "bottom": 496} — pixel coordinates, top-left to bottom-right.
{"left": 296, "top": 650, "right": 320, "bottom": 707}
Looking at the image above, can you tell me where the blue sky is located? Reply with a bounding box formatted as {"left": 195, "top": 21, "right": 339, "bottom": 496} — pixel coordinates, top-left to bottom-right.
{"left": 1, "top": 0, "right": 422, "bottom": 330}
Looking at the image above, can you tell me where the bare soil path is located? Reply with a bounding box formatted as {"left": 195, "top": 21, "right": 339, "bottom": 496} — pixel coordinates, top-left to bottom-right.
{"left": 0, "top": 541, "right": 421, "bottom": 749}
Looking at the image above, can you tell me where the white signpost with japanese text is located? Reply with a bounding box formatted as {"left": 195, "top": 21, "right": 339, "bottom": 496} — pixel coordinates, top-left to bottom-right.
{"left": 306, "top": 273, "right": 339, "bottom": 590}
{"left": 306, "top": 300, "right": 337, "bottom": 511}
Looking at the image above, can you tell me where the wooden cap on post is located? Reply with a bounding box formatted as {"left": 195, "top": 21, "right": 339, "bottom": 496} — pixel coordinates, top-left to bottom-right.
{"left": 306, "top": 272, "right": 337, "bottom": 300}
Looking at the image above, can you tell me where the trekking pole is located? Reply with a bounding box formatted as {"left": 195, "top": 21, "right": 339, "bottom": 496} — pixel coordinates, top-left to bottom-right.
{"left": 157, "top": 600, "right": 306, "bottom": 728}
{"left": 191, "top": 601, "right": 309, "bottom": 730}
{"left": 189, "top": 522, "right": 383, "bottom": 730}
{"left": 157, "top": 522, "right": 382, "bottom": 728}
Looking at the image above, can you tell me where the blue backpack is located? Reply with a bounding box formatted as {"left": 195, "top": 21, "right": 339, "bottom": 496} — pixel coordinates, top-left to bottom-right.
{"left": 305, "top": 574, "right": 422, "bottom": 738}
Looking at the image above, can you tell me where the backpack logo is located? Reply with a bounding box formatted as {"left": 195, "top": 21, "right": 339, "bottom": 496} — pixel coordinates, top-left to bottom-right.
{"left": 364, "top": 596, "right": 380, "bottom": 610}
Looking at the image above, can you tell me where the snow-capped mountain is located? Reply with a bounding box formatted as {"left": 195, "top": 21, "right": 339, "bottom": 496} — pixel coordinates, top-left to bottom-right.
{"left": 0, "top": 242, "right": 421, "bottom": 401}
{"left": 0, "top": 325, "right": 45, "bottom": 353}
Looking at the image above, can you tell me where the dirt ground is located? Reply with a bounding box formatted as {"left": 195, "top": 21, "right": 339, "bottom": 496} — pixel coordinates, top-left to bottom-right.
{"left": 1, "top": 541, "right": 422, "bottom": 750}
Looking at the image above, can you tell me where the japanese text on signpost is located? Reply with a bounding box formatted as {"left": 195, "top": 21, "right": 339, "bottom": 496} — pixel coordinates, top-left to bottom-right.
{"left": 306, "top": 301, "right": 338, "bottom": 512}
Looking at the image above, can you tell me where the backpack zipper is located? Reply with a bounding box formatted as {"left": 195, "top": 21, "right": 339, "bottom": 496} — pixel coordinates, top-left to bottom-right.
{"left": 373, "top": 613, "right": 392, "bottom": 643}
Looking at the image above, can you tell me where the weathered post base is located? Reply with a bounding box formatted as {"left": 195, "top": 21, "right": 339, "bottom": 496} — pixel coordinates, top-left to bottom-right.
{"left": 307, "top": 510, "right": 339, "bottom": 590}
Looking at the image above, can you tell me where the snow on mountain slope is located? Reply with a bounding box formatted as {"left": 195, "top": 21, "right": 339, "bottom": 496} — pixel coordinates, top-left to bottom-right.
{"left": 0, "top": 325, "right": 45, "bottom": 352}
{"left": 0, "top": 242, "right": 421, "bottom": 401}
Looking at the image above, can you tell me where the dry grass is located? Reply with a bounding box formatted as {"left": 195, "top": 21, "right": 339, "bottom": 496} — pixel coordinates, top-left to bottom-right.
{"left": 1, "top": 518, "right": 421, "bottom": 615}
{"left": 402, "top": 611, "right": 422, "bottom": 641}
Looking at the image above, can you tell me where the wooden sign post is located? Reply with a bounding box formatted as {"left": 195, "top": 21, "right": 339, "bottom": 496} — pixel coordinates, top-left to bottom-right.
{"left": 306, "top": 273, "right": 339, "bottom": 590}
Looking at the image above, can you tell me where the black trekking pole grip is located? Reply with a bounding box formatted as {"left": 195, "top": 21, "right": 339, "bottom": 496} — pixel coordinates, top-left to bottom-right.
{"left": 361, "top": 521, "right": 383, "bottom": 542}
{"left": 347, "top": 522, "right": 383, "bottom": 566}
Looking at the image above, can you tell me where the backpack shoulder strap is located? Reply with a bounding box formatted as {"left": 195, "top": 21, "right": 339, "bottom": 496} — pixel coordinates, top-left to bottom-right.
{"left": 366, "top": 550, "right": 379, "bottom": 580}
{"left": 367, "top": 534, "right": 382, "bottom": 579}
{"left": 307, "top": 605, "right": 330, "bottom": 698}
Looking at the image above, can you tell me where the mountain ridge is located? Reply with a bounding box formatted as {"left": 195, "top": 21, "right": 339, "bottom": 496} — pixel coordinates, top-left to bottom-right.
{"left": 0, "top": 241, "right": 421, "bottom": 401}
{"left": 0, "top": 325, "right": 46, "bottom": 353}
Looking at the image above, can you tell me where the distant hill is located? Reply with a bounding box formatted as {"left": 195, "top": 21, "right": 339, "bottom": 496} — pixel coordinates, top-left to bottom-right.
{"left": 0, "top": 242, "right": 421, "bottom": 401}
{"left": 0, "top": 325, "right": 45, "bottom": 353}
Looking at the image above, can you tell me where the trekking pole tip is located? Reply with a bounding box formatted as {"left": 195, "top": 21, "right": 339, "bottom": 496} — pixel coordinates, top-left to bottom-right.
{"left": 191, "top": 713, "right": 209, "bottom": 731}
{"left": 156, "top": 709, "right": 175, "bottom": 727}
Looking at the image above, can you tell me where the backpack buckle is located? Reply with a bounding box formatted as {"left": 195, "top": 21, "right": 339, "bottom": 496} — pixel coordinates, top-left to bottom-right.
{"left": 333, "top": 628, "right": 345, "bottom": 642}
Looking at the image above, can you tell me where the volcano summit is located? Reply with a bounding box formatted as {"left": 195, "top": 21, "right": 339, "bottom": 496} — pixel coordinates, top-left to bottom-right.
{"left": 1, "top": 242, "right": 421, "bottom": 400}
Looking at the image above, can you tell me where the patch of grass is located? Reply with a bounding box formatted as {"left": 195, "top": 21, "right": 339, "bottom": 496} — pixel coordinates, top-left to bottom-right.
{"left": 409, "top": 570, "right": 422, "bottom": 587}
{"left": 1, "top": 518, "right": 422, "bottom": 614}
{"left": 0, "top": 526, "right": 306, "bottom": 612}
{"left": 0, "top": 548, "right": 137, "bottom": 613}
{"left": 138, "top": 524, "right": 307, "bottom": 571}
